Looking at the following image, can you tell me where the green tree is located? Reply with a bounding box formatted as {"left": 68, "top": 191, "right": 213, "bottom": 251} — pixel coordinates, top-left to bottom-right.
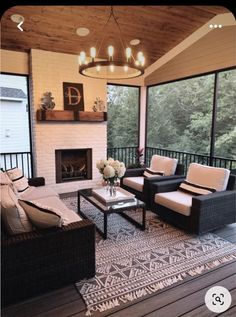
{"left": 107, "top": 85, "right": 139, "bottom": 148}
{"left": 147, "top": 69, "right": 236, "bottom": 159}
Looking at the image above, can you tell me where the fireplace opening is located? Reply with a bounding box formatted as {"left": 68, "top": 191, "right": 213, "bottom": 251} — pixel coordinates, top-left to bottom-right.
{"left": 55, "top": 149, "right": 92, "bottom": 183}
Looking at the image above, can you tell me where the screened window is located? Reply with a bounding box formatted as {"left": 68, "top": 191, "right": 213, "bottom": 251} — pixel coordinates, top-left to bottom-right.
{"left": 147, "top": 75, "right": 215, "bottom": 155}
{"left": 107, "top": 84, "right": 139, "bottom": 148}
{"left": 214, "top": 69, "right": 236, "bottom": 159}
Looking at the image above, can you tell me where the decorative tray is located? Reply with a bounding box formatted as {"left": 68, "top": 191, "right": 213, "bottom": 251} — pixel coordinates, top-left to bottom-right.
{"left": 92, "top": 187, "right": 135, "bottom": 206}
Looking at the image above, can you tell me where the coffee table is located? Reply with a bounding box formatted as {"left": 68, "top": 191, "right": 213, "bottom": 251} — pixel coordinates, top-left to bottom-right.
{"left": 78, "top": 188, "right": 146, "bottom": 239}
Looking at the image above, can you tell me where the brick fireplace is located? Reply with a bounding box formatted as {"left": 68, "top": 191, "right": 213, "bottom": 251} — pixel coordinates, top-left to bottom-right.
{"left": 30, "top": 49, "right": 107, "bottom": 193}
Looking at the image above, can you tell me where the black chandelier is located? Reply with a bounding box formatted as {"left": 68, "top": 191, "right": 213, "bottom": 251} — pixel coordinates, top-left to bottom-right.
{"left": 78, "top": 7, "right": 145, "bottom": 80}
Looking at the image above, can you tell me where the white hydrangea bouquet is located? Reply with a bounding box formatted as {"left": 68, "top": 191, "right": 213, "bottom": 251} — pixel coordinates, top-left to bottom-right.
{"left": 96, "top": 157, "right": 126, "bottom": 190}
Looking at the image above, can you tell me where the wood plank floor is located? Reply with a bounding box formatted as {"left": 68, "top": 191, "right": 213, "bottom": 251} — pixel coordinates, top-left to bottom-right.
{"left": 2, "top": 222, "right": 236, "bottom": 317}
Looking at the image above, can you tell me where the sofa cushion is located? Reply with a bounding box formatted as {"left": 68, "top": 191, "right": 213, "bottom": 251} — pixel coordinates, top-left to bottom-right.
{"left": 155, "top": 191, "right": 193, "bottom": 216}
{"left": 123, "top": 176, "right": 144, "bottom": 192}
{"left": 143, "top": 168, "right": 164, "bottom": 178}
{"left": 34, "top": 196, "right": 82, "bottom": 225}
{"left": 6, "top": 167, "right": 29, "bottom": 193}
{"left": 0, "top": 185, "right": 33, "bottom": 235}
{"left": 186, "top": 163, "right": 230, "bottom": 192}
{"left": 150, "top": 155, "right": 178, "bottom": 176}
{"left": 19, "top": 186, "right": 59, "bottom": 200}
{"left": 19, "top": 199, "right": 64, "bottom": 229}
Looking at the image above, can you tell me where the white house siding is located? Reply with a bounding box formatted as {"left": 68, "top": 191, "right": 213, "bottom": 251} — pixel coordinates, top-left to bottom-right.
{"left": 0, "top": 99, "right": 30, "bottom": 153}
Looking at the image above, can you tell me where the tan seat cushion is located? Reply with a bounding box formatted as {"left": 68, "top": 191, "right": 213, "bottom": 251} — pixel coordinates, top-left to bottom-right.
{"left": 186, "top": 163, "right": 230, "bottom": 192}
{"left": 0, "top": 184, "right": 33, "bottom": 235}
{"left": 150, "top": 155, "right": 178, "bottom": 176}
{"left": 19, "top": 186, "right": 59, "bottom": 200}
{"left": 123, "top": 176, "right": 144, "bottom": 192}
{"left": 31, "top": 196, "right": 82, "bottom": 225}
{"left": 155, "top": 191, "right": 193, "bottom": 216}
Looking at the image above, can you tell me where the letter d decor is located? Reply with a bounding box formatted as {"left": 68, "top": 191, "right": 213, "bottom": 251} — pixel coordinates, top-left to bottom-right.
{"left": 63, "top": 82, "right": 84, "bottom": 111}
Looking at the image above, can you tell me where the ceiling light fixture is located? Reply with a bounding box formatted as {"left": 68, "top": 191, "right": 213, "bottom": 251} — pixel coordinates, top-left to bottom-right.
{"left": 76, "top": 27, "right": 90, "bottom": 37}
{"left": 130, "top": 39, "right": 140, "bottom": 46}
{"left": 78, "top": 6, "right": 145, "bottom": 80}
{"left": 10, "top": 14, "right": 24, "bottom": 24}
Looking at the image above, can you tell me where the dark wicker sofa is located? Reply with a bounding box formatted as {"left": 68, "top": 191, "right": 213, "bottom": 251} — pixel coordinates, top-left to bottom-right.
{"left": 1, "top": 177, "right": 95, "bottom": 307}
{"left": 150, "top": 174, "right": 236, "bottom": 234}
{"left": 121, "top": 163, "right": 184, "bottom": 207}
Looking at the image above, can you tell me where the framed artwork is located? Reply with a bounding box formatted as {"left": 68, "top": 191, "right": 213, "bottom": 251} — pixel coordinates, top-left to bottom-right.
{"left": 63, "top": 82, "right": 84, "bottom": 111}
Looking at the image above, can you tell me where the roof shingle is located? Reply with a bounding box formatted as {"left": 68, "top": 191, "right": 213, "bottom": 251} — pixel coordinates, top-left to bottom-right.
{"left": 0, "top": 87, "right": 27, "bottom": 99}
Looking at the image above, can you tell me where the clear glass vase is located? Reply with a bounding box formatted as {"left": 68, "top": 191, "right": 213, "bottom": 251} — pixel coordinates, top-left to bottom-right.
{"left": 107, "top": 178, "right": 117, "bottom": 197}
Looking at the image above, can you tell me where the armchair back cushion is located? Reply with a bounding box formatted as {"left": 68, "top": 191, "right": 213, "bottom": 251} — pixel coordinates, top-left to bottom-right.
{"left": 185, "top": 163, "right": 230, "bottom": 192}
{"left": 150, "top": 155, "right": 178, "bottom": 176}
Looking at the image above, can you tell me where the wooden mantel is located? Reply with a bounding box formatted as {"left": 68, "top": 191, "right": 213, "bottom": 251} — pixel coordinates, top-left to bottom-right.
{"left": 36, "top": 110, "right": 107, "bottom": 122}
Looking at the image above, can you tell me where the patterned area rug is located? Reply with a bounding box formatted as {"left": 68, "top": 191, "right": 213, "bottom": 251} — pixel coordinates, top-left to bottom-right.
{"left": 62, "top": 196, "right": 236, "bottom": 316}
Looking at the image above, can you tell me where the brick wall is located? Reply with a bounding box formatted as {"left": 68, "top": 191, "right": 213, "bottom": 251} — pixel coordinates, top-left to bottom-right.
{"left": 30, "top": 49, "right": 107, "bottom": 193}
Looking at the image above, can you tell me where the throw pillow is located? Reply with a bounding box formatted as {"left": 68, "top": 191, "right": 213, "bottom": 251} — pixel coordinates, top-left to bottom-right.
{"left": 0, "top": 170, "right": 13, "bottom": 185}
{"left": 143, "top": 168, "right": 165, "bottom": 178}
{"left": 179, "top": 180, "right": 216, "bottom": 196}
{"left": 6, "top": 167, "right": 29, "bottom": 193}
{"left": 0, "top": 185, "right": 33, "bottom": 235}
{"left": 19, "top": 199, "right": 64, "bottom": 229}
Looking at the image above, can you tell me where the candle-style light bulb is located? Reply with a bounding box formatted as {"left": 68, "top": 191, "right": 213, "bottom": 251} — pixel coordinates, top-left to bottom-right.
{"left": 140, "top": 55, "right": 145, "bottom": 66}
{"left": 137, "top": 51, "right": 143, "bottom": 62}
{"left": 90, "top": 47, "right": 96, "bottom": 59}
{"left": 96, "top": 65, "right": 101, "bottom": 72}
{"left": 108, "top": 45, "right": 114, "bottom": 59}
{"left": 80, "top": 51, "right": 86, "bottom": 63}
{"left": 126, "top": 47, "right": 132, "bottom": 60}
{"left": 124, "top": 65, "right": 128, "bottom": 72}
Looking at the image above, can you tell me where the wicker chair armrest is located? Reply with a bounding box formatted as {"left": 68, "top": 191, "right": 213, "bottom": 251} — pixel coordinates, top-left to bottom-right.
{"left": 28, "top": 177, "right": 45, "bottom": 187}
{"left": 1, "top": 219, "right": 94, "bottom": 247}
{"left": 151, "top": 178, "right": 185, "bottom": 194}
{"left": 192, "top": 190, "right": 236, "bottom": 209}
{"left": 123, "top": 168, "right": 146, "bottom": 177}
{"left": 144, "top": 174, "right": 185, "bottom": 186}
{"left": 175, "top": 163, "right": 185, "bottom": 175}
{"left": 191, "top": 190, "right": 236, "bottom": 233}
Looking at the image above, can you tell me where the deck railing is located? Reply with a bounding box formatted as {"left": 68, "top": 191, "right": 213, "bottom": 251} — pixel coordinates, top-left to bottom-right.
{"left": 0, "top": 152, "right": 33, "bottom": 178}
{"left": 1, "top": 148, "right": 235, "bottom": 180}
{"left": 107, "top": 147, "right": 138, "bottom": 167}
{"left": 107, "top": 147, "right": 236, "bottom": 173}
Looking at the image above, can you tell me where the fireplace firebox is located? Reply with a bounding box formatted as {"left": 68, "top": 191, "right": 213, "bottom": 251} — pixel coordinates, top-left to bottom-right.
{"left": 55, "top": 149, "right": 92, "bottom": 183}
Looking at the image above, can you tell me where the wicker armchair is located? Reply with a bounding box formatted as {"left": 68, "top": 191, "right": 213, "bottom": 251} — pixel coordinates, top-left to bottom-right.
{"left": 1, "top": 177, "right": 95, "bottom": 306}
{"left": 121, "top": 163, "right": 184, "bottom": 207}
{"left": 150, "top": 174, "right": 236, "bottom": 234}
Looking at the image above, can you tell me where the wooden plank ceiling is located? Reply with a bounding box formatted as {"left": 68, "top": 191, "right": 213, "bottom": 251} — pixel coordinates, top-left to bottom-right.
{"left": 1, "top": 6, "right": 229, "bottom": 67}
